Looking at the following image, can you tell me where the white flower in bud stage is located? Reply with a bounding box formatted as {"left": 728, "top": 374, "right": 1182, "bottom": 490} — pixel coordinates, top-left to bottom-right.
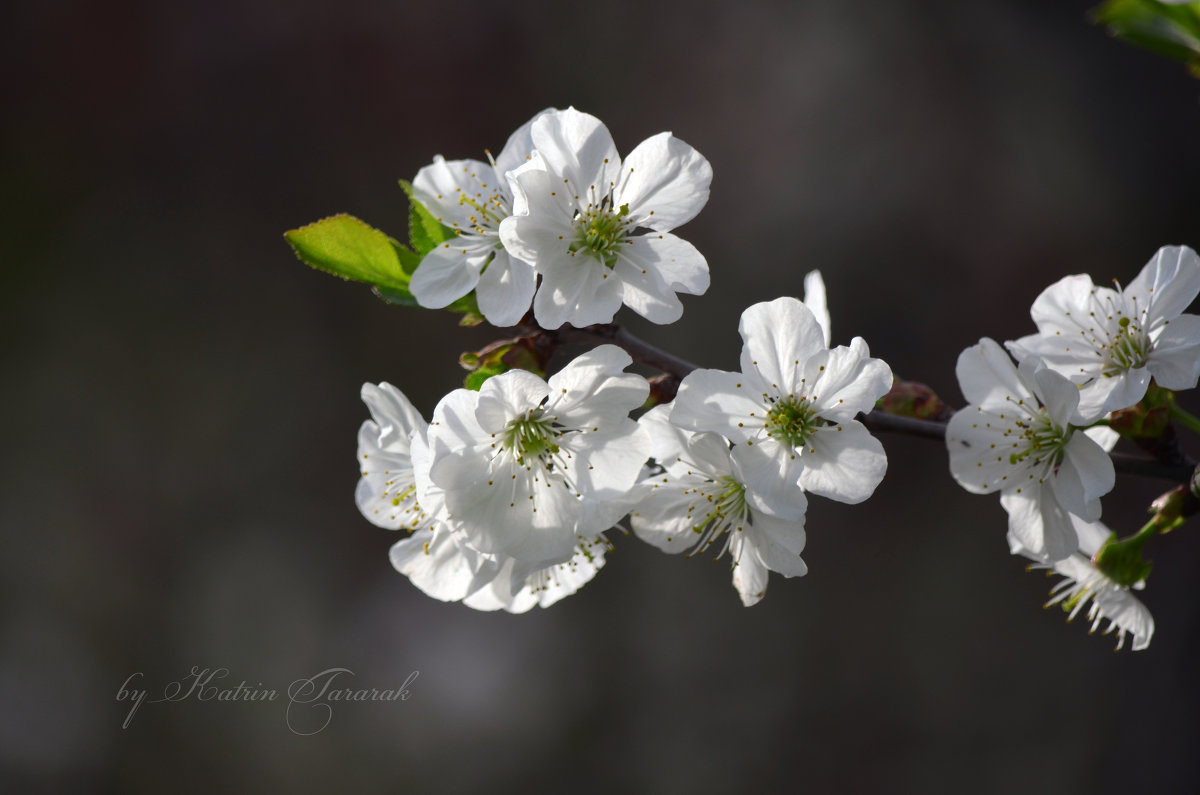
{"left": 357, "top": 383, "right": 496, "bottom": 602}
{"left": 631, "top": 406, "right": 807, "bottom": 607}
{"left": 1006, "top": 245, "right": 1200, "bottom": 423}
{"left": 427, "top": 344, "right": 651, "bottom": 571}
{"left": 1012, "top": 516, "right": 1154, "bottom": 651}
{"left": 671, "top": 296, "right": 892, "bottom": 519}
{"left": 408, "top": 110, "right": 552, "bottom": 326}
{"left": 946, "top": 339, "right": 1116, "bottom": 562}
{"left": 499, "top": 107, "right": 712, "bottom": 329}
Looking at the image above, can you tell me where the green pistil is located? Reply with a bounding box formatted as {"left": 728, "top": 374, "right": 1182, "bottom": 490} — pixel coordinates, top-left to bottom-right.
{"left": 1008, "top": 414, "right": 1069, "bottom": 467}
{"left": 503, "top": 410, "right": 559, "bottom": 464}
{"left": 569, "top": 203, "right": 629, "bottom": 267}
{"left": 765, "top": 396, "right": 823, "bottom": 448}
{"left": 1103, "top": 318, "right": 1149, "bottom": 375}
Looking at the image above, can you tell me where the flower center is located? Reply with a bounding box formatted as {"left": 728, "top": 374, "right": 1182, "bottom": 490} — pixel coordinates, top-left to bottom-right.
{"left": 1008, "top": 410, "right": 1069, "bottom": 469}
{"left": 765, "top": 396, "right": 824, "bottom": 448}
{"left": 502, "top": 409, "right": 559, "bottom": 464}
{"left": 687, "top": 475, "right": 749, "bottom": 557}
{"left": 569, "top": 200, "right": 630, "bottom": 267}
{"left": 1101, "top": 316, "right": 1150, "bottom": 376}
{"left": 458, "top": 191, "right": 511, "bottom": 240}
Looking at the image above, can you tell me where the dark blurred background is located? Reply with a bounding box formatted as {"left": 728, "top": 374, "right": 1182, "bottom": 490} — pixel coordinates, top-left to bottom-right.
{"left": 3, "top": 0, "right": 1199, "bottom": 791}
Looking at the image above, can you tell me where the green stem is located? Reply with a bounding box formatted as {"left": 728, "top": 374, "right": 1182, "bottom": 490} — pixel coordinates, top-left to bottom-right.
{"left": 1170, "top": 404, "right": 1200, "bottom": 435}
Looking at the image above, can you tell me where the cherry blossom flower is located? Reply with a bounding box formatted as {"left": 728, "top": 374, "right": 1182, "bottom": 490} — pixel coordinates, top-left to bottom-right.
{"left": 408, "top": 110, "right": 551, "bottom": 326}
{"left": 946, "top": 339, "right": 1116, "bottom": 561}
{"left": 671, "top": 296, "right": 892, "bottom": 519}
{"left": 630, "top": 406, "right": 807, "bottom": 606}
{"left": 426, "top": 345, "right": 650, "bottom": 571}
{"left": 356, "top": 382, "right": 497, "bottom": 601}
{"left": 498, "top": 107, "right": 712, "bottom": 328}
{"left": 1012, "top": 516, "right": 1154, "bottom": 651}
{"left": 1006, "top": 245, "right": 1200, "bottom": 422}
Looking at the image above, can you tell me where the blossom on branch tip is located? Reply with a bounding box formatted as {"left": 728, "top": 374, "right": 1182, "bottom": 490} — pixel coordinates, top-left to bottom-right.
{"left": 1006, "top": 245, "right": 1200, "bottom": 423}
{"left": 499, "top": 107, "right": 712, "bottom": 328}
{"left": 1012, "top": 516, "right": 1154, "bottom": 651}
{"left": 630, "top": 406, "right": 807, "bottom": 606}
{"left": 671, "top": 296, "right": 892, "bottom": 518}
{"left": 426, "top": 344, "right": 651, "bottom": 571}
{"left": 409, "top": 110, "right": 552, "bottom": 326}
{"left": 946, "top": 338, "right": 1116, "bottom": 562}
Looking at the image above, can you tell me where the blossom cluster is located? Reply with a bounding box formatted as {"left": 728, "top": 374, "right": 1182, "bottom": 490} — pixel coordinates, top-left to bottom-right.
{"left": 348, "top": 110, "right": 898, "bottom": 611}
{"left": 357, "top": 276, "right": 894, "bottom": 610}
{"left": 408, "top": 107, "right": 712, "bottom": 329}
{"left": 314, "top": 108, "right": 1200, "bottom": 649}
{"left": 945, "top": 245, "right": 1200, "bottom": 649}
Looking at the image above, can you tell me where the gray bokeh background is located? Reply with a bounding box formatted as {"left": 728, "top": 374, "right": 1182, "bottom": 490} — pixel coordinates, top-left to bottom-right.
{"left": 3, "top": 0, "right": 1199, "bottom": 791}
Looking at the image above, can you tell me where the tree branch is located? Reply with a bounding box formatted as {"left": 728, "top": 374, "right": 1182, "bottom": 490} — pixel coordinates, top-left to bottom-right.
{"left": 532, "top": 321, "right": 1197, "bottom": 484}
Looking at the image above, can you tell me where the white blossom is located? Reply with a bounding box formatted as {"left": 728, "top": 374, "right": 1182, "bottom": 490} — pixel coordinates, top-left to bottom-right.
{"left": 1006, "top": 245, "right": 1200, "bottom": 422}
{"left": 408, "top": 110, "right": 552, "bottom": 326}
{"left": 1012, "top": 516, "right": 1154, "bottom": 651}
{"left": 499, "top": 107, "right": 712, "bottom": 328}
{"left": 671, "top": 296, "right": 892, "bottom": 519}
{"left": 357, "top": 382, "right": 496, "bottom": 602}
{"left": 946, "top": 339, "right": 1116, "bottom": 561}
{"left": 631, "top": 406, "right": 807, "bottom": 606}
{"left": 426, "top": 345, "right": 650, "bottom": 570}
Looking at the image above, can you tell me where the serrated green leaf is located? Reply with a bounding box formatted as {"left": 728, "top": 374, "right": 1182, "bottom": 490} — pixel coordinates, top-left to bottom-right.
{"left": 399, "top": 180, "right": 463, "bottom": 256}
{"left": 372, "top": 285, "right": 419, "bottom": 307}
{"left": 284, "top": 214, "right": 415, "bottom": 290}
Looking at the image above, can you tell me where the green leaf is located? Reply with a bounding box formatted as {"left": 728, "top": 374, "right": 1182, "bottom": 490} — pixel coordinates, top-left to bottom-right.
{"left": 284, "top": 214, "right": 415, "bottom": 292}
{"left": 372, "top": 285, "right": 419, "bottom": 307}
{"left": 399, "top": 180, "right": 463, "bottom": 256}
{"left": 1091, "top": 0, "right": 1200, "bottom": 72}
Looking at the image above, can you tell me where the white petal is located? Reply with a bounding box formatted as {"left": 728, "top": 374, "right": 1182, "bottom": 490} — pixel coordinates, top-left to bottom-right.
{"left": 611, "top": 257, "right": 684, "bottom": 324}
{"left": 475, "top": 369, "right": 550, "bottom": 434}
{"left": 568, "top": 421, "right": 653, "bottom": 506}
{"left": 389, "top": 528, "right": 495, "bottom": 602}
{"left": 1051, "top": 434, "right": 1115, "bottom": 520}
{"left": 807, "top": 341, "right": 893, "bottom": 421}
{"left": 621, "top": 232, "right": 710, "bottom": 295}
{"left": 412, "top": 156, "right": 503, "bottom": 230}
{"left": 1082, "top": 424, "right": 1119, "bottom": 452}
{"left": 547, "top": 345, "right": 647, "bottom": 427}
{"left": 730, "top": 532, "right": 770, "bottom": 606}
{"left": 1076, "top": 368, "right": 1151, "bottom": 421}
{"left": 614, "top": 132, "right": 712, "bottom": 231}
{"left": 956, "top": 338, "right": 1030, "bottom": 409}
{"left": 795, "top": 421, "right": 887, "bottom": 504}
{"left": 410, "top": 240, "right": 491, "bottom": 309}
{"left": 1029, "top": 365, "right": 1081, "bottom": 429}
{"left": 945, "top": 408, "right": 1028, "bottom": 494}
{"left": 530, "top": 108, "right": 621, "bottom": 200}
{"left": 803, "top": 270, "right": 831, "bottom": 346}
{"left": 1027, "top": 274, "right": 1099, "bottom": 337}
{"left": 360, "top": 382, "right": 425, "bottom": 448}
{"left": 1000, "top": 484, "right": 1078, "bottom": 563}
{"left": 492, "top": 108, "right": 555, "bottom": 177}
{"left": 532, "top": 253, "right": 624, "bottom": 329}
{"left": 1126, "top": 245, "right": 1200, "bottom": 324}
{"left": 1148, "top": 313, "right": 1200, "bottom": 390}
{"left": 672, "top": 368, "right": 766, "bottom": 444}
{"left": 739, "top": 297, "right": 827, "bottom": 397}
{"left": 475, "top": 250, "right": 536, "bottom": 327}
{"left": 746, "top": 510, "right": 808, "bottom": 577}
{"left": 729, "top": 439, "right": 808, "bottom": 521}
